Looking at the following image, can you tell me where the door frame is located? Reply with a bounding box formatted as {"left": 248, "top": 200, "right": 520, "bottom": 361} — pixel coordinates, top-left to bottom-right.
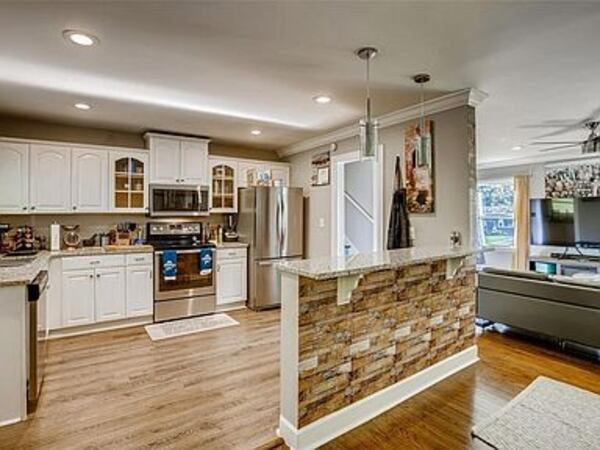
{"left": 330, "top": 147, "right": 384, "bottom": 257}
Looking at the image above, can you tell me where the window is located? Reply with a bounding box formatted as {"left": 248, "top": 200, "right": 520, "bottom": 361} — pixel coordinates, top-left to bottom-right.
{"left": 477, "top": 180, "right": 514, "bottom": 247}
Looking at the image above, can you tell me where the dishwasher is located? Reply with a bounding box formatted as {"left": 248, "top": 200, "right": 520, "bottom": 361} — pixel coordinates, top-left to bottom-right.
{"left": 27, "top": 270, "right": 49, "bottom": 413}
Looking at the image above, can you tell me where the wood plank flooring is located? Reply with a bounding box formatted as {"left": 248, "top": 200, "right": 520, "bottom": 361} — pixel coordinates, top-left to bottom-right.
{"left": 0, "top": 309, "right": 281, "bottom": 450}
{"left": 0, "top": 311, "right": 598, "bottom": 450}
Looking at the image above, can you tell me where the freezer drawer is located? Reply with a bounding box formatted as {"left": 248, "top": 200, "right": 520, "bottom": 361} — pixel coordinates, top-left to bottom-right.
{"left": 249, "top": 257, "right": 301, "bottom": 310}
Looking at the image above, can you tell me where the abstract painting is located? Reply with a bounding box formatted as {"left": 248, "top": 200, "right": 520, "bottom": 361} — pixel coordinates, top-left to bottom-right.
{"left": 404, "top": 120, "right": 435, "bottom": 213}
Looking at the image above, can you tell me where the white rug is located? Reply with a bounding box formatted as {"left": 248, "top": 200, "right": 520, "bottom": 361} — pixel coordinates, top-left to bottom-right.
{"left": 472, "top": 376, "right": 600, "bottom": 449}
{"left": 145, "top": 314, "right": 239, "bottom": 341}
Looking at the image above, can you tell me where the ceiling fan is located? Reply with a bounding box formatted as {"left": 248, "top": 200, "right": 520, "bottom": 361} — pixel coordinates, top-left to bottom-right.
{"left": 530, "top": 121, "right": 600, "bottom": 154}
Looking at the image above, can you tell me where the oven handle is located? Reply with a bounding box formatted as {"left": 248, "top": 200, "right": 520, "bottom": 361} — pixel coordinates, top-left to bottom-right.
{"left": 155, "top": 248, "right": 213, "bottom": 255}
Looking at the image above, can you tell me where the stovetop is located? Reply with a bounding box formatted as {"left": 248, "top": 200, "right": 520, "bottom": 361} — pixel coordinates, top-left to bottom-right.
{"left": 147, "top": 240, "right": 215, "bottom": 251}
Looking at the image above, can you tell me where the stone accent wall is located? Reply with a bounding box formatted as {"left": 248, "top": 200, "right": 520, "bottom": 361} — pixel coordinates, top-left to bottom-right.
{"left": 297, "top": 260, "right": 476, "bottom": 427}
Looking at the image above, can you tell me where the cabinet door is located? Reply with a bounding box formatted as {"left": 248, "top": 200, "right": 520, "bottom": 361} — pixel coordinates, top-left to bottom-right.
{"left": 180, "top": 140, "right": 208, "bottom": 185}
{"left": 62, "top": 269, "right": 95, "bottom": 327}
{"left": 270, "top": 166, "right": 290, "bottom": 187}
{"left": 237, "top": 161, "right": 260, "bottom": 188}
{"left": 126, "top": 265, "right": 153, "bottom": 317}
{"left": 95, "top": 267, "right": 126, "bottom": 322}
{"left": 0, "top": 142, "right": 29, "bottom": 213}
{"left": 150, "top": 137, "right": 180, "bottom": 183}
{"left": 110, "top": 152, "right": 148, "bottom": 212}
{"left": 210, "top": 159, "right": 238, "bottom": 212}
{"left": 71, "top": 148, "right": 108, "bottom": 212}
{"left": 30, "top": 144, "right": 71, "bottom": 212}
{"left": 216, "top": 257, "right": 247, "bottom": 305}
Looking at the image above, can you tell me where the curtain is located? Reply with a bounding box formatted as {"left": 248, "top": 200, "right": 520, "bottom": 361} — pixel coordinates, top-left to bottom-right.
{"left": 512, "top": 175, "right": 530, "bottom": 270}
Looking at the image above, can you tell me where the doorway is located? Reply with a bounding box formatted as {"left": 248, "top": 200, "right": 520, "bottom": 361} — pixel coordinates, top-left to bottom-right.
{"left": 331, "top": 150, "right": 383, "bottom": 257}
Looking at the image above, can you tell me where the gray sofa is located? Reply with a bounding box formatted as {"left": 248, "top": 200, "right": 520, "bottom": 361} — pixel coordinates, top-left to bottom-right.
{"left": 477, "top": 268, "right": 600, "bottom": 350}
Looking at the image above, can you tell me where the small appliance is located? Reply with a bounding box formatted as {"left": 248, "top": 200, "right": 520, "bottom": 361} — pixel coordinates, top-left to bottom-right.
{"left": 9, "top": 225, "right": 37, "bottom": 256}
{"left": 149, "top": 184, "right": 209, "bottom": 217}
{"left": 62, "top": 225, "right": 81, "bottom": 250}
{"left": 146, "top": 221, "right": 216, "bottom": 322}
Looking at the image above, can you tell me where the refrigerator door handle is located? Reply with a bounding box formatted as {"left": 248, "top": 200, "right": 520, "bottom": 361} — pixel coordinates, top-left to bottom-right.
{"left": 280, "top": 191, "right": 287, "bottom": 256}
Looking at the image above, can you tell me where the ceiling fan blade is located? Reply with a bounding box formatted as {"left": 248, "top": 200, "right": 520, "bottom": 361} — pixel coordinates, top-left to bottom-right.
{"left": 530, "top": 141, "right": 583, "bottom": 145}
{"left": 538, "top": 144, "right": 580, "bottom": 153}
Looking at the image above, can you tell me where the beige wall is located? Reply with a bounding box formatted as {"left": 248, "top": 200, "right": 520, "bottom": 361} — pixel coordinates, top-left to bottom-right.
{"left": 0, "top": 114, "right": 280, "bottom": 161}
{"left": 287, "top": 106, "right": 475, "bottom": 258}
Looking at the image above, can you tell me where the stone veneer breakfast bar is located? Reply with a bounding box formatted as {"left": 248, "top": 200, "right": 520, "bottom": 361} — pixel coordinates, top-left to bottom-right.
{"left": 276, "top": 245, "right": 483, "bottom": 450}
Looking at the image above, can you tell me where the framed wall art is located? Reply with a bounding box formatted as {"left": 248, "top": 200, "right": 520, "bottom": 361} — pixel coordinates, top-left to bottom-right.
{"left": 404, "top": 120, "right": 434, "bottom": 213}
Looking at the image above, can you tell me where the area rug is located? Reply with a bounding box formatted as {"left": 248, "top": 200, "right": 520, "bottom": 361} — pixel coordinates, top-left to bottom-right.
{"left": 472, "top": 376, "right": 600, "bottom": 449}
{"left": 145, "top": 313, "right": 239, "bottom": 341}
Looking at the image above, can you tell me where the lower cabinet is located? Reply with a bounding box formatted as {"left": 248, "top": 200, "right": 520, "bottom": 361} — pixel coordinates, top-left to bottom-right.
{"left": 216, "top": 248, "right": 247, "bottom": 305}
{"left": 60, "top": 254, "right": 153, "bottom": 329}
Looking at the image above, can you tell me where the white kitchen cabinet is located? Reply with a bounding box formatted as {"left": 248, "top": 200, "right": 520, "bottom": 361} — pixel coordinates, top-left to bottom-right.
{"left": 270, "top": 166, "right": 290, "bottom": 186}
{"left": 126, "top": 265, "right": 153, "bottom": 317}
{"left": 237, "top": 161, "right": 261, "bottom": 188}
{"left": 216, "top": 248, "right": 247, "bottom": 305}
{"left": 62, "top": 269, "right": 95, "bottom": 327}
{"left": 236, "top": 161, "right": 290, "bottom": 188}
{"left": 71, "top": 148, "right": 108, "bottom": 212}
{"left": 110, "top": 151, "right": 148, "bottom": 212}
{"left": 0, "top": 141, "right": 29, "bottom": 213}
{"left": 209, "top": 158, "right": 238, "bottom": 213}
{"left": 94, "top": 267, "right": 126, "bottom": 322}
{"left": 30, "top": 144, "right": 71, "bottom": 212}
{"left": 146, "top": 133, "right": 209, "bottom": 185}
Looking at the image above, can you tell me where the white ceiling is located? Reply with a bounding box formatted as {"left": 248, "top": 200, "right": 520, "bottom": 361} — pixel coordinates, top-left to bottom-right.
{"left": 0, "top": 2, "right": 599, "bottom": 163}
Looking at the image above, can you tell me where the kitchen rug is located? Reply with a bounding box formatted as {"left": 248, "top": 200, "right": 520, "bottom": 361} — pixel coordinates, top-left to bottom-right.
{"left": 472, "top": 376, "right": 600, "bottom": 449}
{"left": 145, "top": 313, "right": 239, "bottom": 341}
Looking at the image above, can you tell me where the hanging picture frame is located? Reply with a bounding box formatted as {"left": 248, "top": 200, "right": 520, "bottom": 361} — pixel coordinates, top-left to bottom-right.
{"left": 545, "top": 161, "right": 600, "bottom": 198}
{"left": 404, "top": 120, "right": 435, "bottom": 213}
{"left": 311, "top": 151, "right": 330, "bottom": 186}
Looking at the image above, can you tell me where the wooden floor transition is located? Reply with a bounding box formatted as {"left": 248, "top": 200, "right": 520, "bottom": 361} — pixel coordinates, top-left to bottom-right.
{"left": 0, "top": 311, "right": 598, "bottom": 450}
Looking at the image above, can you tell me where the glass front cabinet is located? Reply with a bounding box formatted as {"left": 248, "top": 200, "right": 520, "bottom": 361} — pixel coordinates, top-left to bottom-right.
{"left": 209, "top": 158, "right": 238, "bottom": 213}
{"left": 110, "top": 151, "right": 148, "bottom": 212}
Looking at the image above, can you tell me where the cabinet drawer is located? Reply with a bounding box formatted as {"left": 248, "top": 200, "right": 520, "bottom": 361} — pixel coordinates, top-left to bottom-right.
{"left": 217, "top": 247, "right": 247, "bottom": 260}
{"left": 126, "top": 253, "right": 153, "bottom": 266}
{"left": 62, "top": 254, "right": 126, "bottom": 270}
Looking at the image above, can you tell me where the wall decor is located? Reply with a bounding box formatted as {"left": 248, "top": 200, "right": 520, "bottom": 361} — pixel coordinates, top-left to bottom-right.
{"left": 404, "top": 120, "right": 435, "bottom": 213}
{"left": 545, "top": 161, "right": 600, "bottom": 198}
{"left": 311, "top": 150, "right": 330, "bottom": 186}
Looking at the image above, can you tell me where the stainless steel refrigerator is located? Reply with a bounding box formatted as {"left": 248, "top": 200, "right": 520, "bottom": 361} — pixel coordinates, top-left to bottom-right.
{"left": 238, "top": 186, "right": 304, "bottom": 310}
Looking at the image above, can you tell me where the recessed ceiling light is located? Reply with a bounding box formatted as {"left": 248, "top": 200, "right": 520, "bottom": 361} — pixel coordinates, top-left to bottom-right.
{"left": 511, "top": 145, "right": 523, "bottom": 151}
{"left": 63, "top": 30, "right": 99, "bottom": 47}
{"left": 250, "top": 129, "right": 262, "bottom": 136}
{"left": 74, "top": 102, "right": 92, "bottom": 110}
{"left": 313, "top": 95, "right": 332, "bottom": 104}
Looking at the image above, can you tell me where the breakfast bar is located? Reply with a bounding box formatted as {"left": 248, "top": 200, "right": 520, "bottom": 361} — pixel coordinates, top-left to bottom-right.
{"left": 276, "top": 245, "right": 483, "bottom": 450}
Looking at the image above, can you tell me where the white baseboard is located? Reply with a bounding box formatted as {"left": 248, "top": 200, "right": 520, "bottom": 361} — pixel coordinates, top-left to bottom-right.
{"left": 47, "top": 316, "right": 152, "bottom": 339}
{"left": 0, "top": 416, "right": 23, "bottom": 428}
{"left": 279, "top": 345, "right": 479, "bottom": 450}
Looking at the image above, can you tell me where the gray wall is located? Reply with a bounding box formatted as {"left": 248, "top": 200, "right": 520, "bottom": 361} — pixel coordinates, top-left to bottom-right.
{"left": 288, "top": 105, "right": 474, "bottom": 258}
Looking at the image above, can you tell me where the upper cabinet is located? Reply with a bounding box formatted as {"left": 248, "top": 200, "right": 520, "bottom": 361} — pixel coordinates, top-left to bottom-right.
{"left": 209, "top": 158, "right": 238, "bottom": 213}
{"left": 30, "top": 144, "right": 71, "bottom": 212}
{"left": 146, "top": 133, "right": 209, "bottom": 185}
{"left": 71, "top": 148, "right": 108, "bottom": 212}
{"left": 0, "top": 141, "right": 29, "bottom": 213}
{"left": 110, "top": 151, "right": 148, "bottom": 212}
{"left": 237, "top": 160, "right": 290, "bottom": 188}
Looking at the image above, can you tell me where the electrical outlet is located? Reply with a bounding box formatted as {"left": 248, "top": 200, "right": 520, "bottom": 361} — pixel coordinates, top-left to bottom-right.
{"left": 318, "top": 218, "right": 326, "bottom": 228}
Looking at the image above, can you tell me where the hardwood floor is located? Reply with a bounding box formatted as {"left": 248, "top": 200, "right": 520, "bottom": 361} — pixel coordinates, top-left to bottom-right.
{"left": 324, "top": 329, "right": 600, "bottom": 449}
{"left": 0, "top": 309, "right": 281, "bottom": 450}
{"left": 0, "top": 312, "right": 598, "bottom": 450}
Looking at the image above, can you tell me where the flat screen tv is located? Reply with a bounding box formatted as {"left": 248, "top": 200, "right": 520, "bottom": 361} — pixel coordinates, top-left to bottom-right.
{"left": 575, "top": 197, "right": 600, "bottom": 248}
{"left": 530, "top": 198, "right": 575, "bottom": 246}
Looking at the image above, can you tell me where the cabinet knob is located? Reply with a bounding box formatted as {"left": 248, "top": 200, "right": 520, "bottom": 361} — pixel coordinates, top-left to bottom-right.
{"left": 96, "top": 274, "right": 100, "bottom": 278}
{"left": 72, "top": 206, "right": 77, "bottom": 210}
{"left": 22, "top": 206, "right": 27, "bottom": 211}
{"left": 89, "top": 274, "right": 93, "bottom": 279}
{"left": 30, "top": 206, "right": 36, "bottom": 210}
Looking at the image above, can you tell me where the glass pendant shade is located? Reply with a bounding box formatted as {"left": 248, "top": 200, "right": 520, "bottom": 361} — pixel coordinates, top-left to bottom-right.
{"left": 359, "top": 118, "right": 379, "bottom": 160}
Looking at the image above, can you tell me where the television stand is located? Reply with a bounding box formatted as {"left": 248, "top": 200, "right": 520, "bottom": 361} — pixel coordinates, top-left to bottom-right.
{"left": 530, "top": 255, "right": 600, "bottom": 277}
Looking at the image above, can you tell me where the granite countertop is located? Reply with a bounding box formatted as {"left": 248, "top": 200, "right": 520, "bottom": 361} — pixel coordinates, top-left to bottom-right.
{"left": 0, "top": 245, "right": 154, "bottom": 287}
{"left": 276, "top": 245, "right": 487, "bottom": 280}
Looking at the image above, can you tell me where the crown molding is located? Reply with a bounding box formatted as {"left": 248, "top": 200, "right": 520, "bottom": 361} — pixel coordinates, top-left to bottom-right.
{"left": 477, "top": 149, "right": 599, "bottom": 171}
{"left": 277, "top": 88, "right": 488, "bottom": 158}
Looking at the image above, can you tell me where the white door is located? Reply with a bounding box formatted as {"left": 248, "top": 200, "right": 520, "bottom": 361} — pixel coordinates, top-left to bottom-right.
{"left": 217, "top": 258, "right": 247, "bottom": 305}
{"left": 150, "top": 137, "right": 180, "bottom": 183}
{"left": 180, "top": 140, "right": 208, "bottom": 185}
{"left": 62, "top": 269, "right": 95, "bottom": 327}
{"left": 71, "top": 148, "right": 108, "bottom": 212}
{"left": 30, "top": 144, "right": 71, "bottom": 212}
{"left": 270, "top": 166, "right": 290, "bottom": 187}
{"left": 0, "top": 142, "right": 29, "bottom": 212}
{"left": 95, "top": 267, "right": 126, "bottom": 322}
{"left": 126, "top": 265, "right": 153, "bottom": 317}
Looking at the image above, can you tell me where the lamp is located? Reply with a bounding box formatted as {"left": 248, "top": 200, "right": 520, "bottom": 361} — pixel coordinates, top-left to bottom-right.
{"left": 356, "top": 47, "right": 379, "bottom": 160}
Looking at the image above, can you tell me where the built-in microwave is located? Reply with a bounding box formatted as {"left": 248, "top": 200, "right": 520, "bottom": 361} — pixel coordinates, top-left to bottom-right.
{"left": 149, "top": 184, "right": 210, "bottom": 217}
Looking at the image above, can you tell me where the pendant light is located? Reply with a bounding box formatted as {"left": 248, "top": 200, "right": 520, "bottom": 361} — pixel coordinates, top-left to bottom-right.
{"left": 356, "top": 47, "right": 379, "bottom": 160}
{"left": 413, "top": 73, "right": 431, "bottom": 167}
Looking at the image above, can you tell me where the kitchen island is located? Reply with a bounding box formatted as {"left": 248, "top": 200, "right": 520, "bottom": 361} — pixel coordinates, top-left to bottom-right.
{"left": 276, "top": 245, "right": 483, "bottom": 450}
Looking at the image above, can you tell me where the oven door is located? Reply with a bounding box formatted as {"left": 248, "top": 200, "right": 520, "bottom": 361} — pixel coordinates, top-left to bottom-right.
{"left": 149, "top": 184, "right": 209, "bottom": 217}
{"left": 154, "top": 249, "right": 216, "bottom": 301}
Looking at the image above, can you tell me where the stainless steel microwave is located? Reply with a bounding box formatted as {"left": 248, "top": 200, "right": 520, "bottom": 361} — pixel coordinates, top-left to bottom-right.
{"left": 149, "top": 184, "right": 210, "bottom": 217}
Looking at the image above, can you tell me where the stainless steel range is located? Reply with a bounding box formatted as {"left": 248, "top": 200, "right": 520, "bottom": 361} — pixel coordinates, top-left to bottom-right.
{"left": 146, "top": 222, "right": 216, "bottom": 322}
